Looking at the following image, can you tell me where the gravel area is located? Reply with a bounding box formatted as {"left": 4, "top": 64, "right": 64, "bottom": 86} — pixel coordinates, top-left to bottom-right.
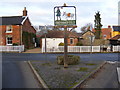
{"left": 31, "top": 60, "right": 104, "bottom": 88}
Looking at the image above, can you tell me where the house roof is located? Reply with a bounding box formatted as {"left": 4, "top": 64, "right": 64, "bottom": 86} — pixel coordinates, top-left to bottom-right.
{"left": 92, "top": 26, "right": 112, "bottom": 39}
{"left": 82, "top": 30, "right": 95, "bottom": 35}
{"left": 41, "top": 30, "right": 79, "bottom": 38}
{"left": 110, "top": 35, "right": 120, "bottom": 40}
{"left": 76, "top": 33, "right": 83, "bottom": 37}
{"left": 0, "top": 16, "right": 27, "bottom": 25}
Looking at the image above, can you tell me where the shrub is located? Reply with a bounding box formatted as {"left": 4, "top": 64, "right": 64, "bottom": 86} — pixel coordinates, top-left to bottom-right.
{"left": 13, "top": 43, "right": 18, "bottom": 46}
{"left": 57, "top": 55, "right": 80, "bottom": 65}
{"left": 76, "top": 42, "right": 83, "bottom": 46}
{"left": 58, "top": 42, "right": 64, "bottom": 46}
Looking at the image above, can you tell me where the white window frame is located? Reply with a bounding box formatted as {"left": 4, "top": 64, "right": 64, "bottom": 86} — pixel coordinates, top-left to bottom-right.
{"left": 6, "top": 25, "right": 13, "bottom": 33}
{"left": 6, "top": 36, "right": 13, "bottom": 45}
{"left": 70, "top": 38, "right": 74, "bottom": 44}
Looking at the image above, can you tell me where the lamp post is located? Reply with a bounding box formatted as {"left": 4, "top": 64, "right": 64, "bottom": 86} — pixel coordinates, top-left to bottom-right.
{"left": 89, "top": 32, "right": 95, "bottom": 53}
{"left": 43, "top": 26, "right": 48, "bottom": 62}
{"left": 43, "top": 25, "right": 48, "bottom": 54}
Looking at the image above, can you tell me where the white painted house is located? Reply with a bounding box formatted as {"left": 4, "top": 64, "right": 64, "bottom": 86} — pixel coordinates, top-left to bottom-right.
{"left": 40, "top": 30, "right": 79, "bottom": 52}
{"left": 42, "top": 38, "right": 64, "bottom": 49}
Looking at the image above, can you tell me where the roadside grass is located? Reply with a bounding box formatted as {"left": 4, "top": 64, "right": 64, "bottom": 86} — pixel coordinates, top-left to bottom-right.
{"left": 41, "top": 63, "right": 52, "bottom": 66}
{"left": 77, "top": 67, "right": 88, "bottom": 72}
{"left": 85, "top": 63, "right": 96, "bottom": 66}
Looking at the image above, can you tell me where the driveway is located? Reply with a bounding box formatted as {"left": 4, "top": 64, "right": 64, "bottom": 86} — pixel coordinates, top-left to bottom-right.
{"left": 23, "top": 48, "right": 41, "bottom": 53}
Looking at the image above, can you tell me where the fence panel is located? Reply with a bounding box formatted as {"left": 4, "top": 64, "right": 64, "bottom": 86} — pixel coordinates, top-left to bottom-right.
{"left": 92, "top": 46, "right": 100, "bottom": 52}
{"left": 113, "top": 46, "right": 120, "bottom": 52}
{"left": 0, "top": 45, "right": 24, "bottom": 52}
{"left": 42, "top": 45, "right": 120, "bottom": 53}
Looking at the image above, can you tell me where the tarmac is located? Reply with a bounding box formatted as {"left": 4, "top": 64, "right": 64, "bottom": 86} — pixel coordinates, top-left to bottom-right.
{"left": 24, "top": 48, "right": 120, "bottom": 88}
{"left": 117, "top": 67, "right": 120, "bottom": 84}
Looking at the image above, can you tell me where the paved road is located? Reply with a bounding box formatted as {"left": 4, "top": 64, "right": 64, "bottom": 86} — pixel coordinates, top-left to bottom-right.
{"left": 2, "top": 53, "right": 120, "bottom": 61}
{"left": 2, "top": 60, "right": 42, "bottom": 88}
{"left": 1, "top": 53, "right": 120, "bottom": 88}
{"left": 82, "top": 62, "right": 119, "bottom": 88}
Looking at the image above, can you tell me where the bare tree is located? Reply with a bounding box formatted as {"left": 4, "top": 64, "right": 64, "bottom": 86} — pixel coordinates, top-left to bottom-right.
{"left": 81, "top": 23, "right": 93, "bottom": 33}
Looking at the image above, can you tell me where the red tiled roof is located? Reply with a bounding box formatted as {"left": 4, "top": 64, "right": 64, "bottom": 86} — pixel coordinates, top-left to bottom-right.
{"left": 92, "top": 27, "right": 112, "bottom": 39}
{"left": 41, "top": 30, "right": 78, "bottom": 38}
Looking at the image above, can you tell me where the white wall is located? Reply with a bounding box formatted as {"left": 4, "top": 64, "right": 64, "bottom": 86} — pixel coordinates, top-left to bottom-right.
{"left": 42, "top": 38, "right": 64, "bottom": 49}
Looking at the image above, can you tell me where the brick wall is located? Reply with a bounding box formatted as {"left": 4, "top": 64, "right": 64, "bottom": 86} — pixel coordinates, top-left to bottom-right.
{"left": 22, "top": 18, "right": 36, "bottom": 49}
{"left": 22, "top": 18, "right": 36, "bottom": 34}
{"left": 0, "top": 25, "right": 21, "bottom": 45}
{"left": 68, "top": 38, "right": 78, "bottom": 46}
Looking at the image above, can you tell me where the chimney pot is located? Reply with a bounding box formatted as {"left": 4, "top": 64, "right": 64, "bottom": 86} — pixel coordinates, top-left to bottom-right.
{"left": 23, "top": 7, "right": 27, "bottom": 16}
{"left": 108, "top": 25, "right": 111, "bottom": 28}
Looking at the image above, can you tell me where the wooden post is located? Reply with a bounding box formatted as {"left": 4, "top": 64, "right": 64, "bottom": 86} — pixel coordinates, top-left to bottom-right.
{"left": 64, "top": 26, "right": 68, "bottom": 68}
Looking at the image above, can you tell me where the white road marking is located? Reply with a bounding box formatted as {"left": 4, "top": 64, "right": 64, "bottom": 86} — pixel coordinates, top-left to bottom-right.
{"left": 117, "top": 67, "right": 120, "bottom": 83}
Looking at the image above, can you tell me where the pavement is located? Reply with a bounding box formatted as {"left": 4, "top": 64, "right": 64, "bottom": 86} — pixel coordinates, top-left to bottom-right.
{"left": 81, "top": 61, "right": 119, "bottom": 88}
{"left": 23, "top": 48, "right": 42, "bottom": 53}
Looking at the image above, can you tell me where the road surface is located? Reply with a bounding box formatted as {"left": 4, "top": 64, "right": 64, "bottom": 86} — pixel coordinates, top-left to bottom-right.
{"left": 81, "top": 62, "right": 119, "bottom": 88}
{"left": 1, "top": 53, "right": 119, "bottom": 88}
{"left": 2, "top": 60, "right": 42, "bottom": 88}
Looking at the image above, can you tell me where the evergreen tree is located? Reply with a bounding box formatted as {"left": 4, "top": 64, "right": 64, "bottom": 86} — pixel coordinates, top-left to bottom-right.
{"left": 94, "top": 11, "right": 102, "bottom": 39}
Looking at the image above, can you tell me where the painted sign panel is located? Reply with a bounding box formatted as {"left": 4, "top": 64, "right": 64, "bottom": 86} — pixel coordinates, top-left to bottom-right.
{"left": 54, "top": 6, "right": 76, "bottom": 26}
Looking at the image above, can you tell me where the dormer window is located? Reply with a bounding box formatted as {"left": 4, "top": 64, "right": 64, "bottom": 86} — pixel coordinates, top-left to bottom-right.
{"left": 6, "top": 25, "right": 12, "bottom": 33}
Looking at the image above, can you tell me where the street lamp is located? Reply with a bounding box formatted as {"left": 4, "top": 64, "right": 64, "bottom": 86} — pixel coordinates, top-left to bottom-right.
{"left": 89, "top": 33, "right": 95, "bottom": 53}
{"left": 43, "top": 25, "right": 48, "bottom": 53}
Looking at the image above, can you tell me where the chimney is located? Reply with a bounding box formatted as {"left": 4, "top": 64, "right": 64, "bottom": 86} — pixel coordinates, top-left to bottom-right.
{"left": 108, "top": 25, "right": 111, "bottom": 28}
{"left": 23, "top": 7, "right": 27, "bottom": 16}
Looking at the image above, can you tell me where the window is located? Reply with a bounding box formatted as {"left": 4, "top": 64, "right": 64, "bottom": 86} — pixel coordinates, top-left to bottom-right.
{"left": 103, "top": 35, "right": 107, "bottom": 38}
{"left": 6, "top": 25, "right": 12, "bottom": 33}
{"left": 6, "top": 37, "right": 12, "bottom": 45}
{"left": 70, "top": 38, "right": 74, "bottom": 44}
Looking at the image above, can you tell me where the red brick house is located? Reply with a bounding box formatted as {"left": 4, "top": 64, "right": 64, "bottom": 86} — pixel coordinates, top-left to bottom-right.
{"left": 0, "top": 7, "right": 36, "bottom": 49}
{"left": 92, "top": 26, "right": 112, "bottom": 39}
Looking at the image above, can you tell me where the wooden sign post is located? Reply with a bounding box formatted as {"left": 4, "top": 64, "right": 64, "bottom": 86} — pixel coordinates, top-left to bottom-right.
{"left": 54, "top": 4, "right": 77, "bottom": 68}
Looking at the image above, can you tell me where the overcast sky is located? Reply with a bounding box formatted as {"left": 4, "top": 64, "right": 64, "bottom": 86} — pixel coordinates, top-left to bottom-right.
{"left": 0, "top": 0, "right": 119, "bottom": 32}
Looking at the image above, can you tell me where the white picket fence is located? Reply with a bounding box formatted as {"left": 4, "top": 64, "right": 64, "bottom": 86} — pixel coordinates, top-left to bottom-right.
{"left": 42, "top": 46, "right": 120, "bottom": 53}
{"left": 113, "top": 46, "right": 120, "bottom": 52}
{"left": 0, "top": 45, "right": 24, "bottom": 53}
